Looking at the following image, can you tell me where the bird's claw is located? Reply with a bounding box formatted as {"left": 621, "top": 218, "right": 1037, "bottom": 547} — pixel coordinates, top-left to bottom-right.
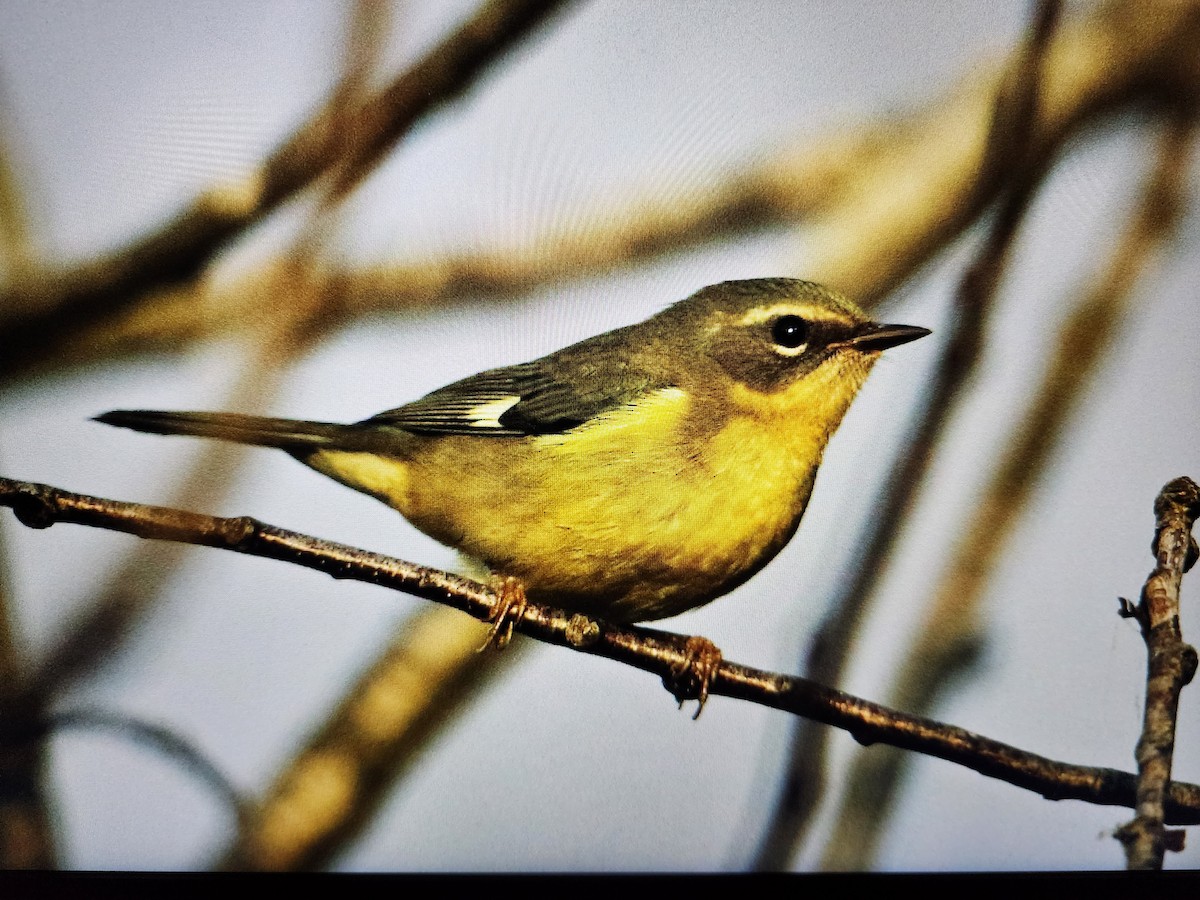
{"left": 665, "top": 635, "right": 723, "bottom": 719}
{"left": 480, "top": 576, "right": 528, "bottom": 651}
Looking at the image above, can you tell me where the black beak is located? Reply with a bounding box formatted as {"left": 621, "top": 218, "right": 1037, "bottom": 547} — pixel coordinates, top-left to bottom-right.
{"left": 835, "top": 322, "right": 931, "bottom": 352}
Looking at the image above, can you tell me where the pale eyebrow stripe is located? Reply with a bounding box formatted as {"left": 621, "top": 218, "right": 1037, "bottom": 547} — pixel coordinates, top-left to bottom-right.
{"left": 735, "top": 303, "right": 848, "bottom": 326}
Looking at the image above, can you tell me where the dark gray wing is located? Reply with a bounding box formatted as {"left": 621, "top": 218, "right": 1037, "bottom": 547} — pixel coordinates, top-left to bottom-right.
{"left": 363, "top": 346, "right": 664, "bottom": 438}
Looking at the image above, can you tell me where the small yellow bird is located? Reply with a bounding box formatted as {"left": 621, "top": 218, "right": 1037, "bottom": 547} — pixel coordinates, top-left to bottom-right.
{"left": 97, "top": 278, "right": 927, "bottom": 637}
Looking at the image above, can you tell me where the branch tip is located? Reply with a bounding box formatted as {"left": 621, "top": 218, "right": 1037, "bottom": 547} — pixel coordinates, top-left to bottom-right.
{"left": 1118, "top": 475, "right": 1200, "bottom": 869}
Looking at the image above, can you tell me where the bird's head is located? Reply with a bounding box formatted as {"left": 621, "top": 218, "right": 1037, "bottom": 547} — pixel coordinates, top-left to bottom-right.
{"left": 649, "top": 278, "right": 929, "bottom": 430}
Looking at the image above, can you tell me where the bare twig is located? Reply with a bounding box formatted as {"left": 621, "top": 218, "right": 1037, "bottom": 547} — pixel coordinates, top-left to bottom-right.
{"left": 1115, "top": 477, "right": 1200, "bottom": 869}
{"left": 756, "top": 0, "right": 1062, "bottom": 869}
{"left": 5, "top": 0, "right": 1200, "bottom": 384}
{"left": 0, "top": 0, "right": 572, "bottom": 380}
{"left": 819, "top": 109, "right": 1196, "bottom": 870}
{"left": 4, "top": 476, "right": 1200, "bottom": 827}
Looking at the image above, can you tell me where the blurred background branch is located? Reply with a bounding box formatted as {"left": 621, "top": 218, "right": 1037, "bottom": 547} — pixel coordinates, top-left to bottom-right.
{"left": 0, "top": 79, "right": 36, "bottom": 283}
{"left": 1, "top": 1, "right": 1198, "bottom": 384}
{"left": 0, "top": 0, "right": 571, "bottom": 381}
{"left": 217, "top": 605, "right": 520, "bottom": 871}
{"left": 818, "top": 103, "right": 1196, "bottom": 872}
{"left": 0, "top": 67, "right": 55, "bottom": 871}
{"left": 755, "top": 0, "right": 1064, "bottom": 867}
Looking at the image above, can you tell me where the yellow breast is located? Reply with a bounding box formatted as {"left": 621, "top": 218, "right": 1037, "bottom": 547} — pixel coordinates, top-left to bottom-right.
{"left": 305, "top": 360, "right": 867, "bottom": 622}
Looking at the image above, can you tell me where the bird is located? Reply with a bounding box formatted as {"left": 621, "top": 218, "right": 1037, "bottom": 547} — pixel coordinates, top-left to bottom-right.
{"left": 97, "top": 278, "right": 928, "bottom": 705}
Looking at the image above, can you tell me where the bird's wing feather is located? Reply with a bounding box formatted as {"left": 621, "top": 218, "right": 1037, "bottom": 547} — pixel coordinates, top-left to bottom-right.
{"left": 364, "top": 357, "right": 663, "bottom": 437}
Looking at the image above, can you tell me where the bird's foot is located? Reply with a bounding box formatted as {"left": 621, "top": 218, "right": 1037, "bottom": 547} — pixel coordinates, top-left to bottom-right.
{"left": 665, "top": 635, "right": 723, "bottom": 719}
{"left": 480, "top": 576, "right": 528, "bottom": 651}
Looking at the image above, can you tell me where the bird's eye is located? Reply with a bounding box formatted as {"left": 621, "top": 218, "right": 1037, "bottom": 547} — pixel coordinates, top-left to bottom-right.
{"left": 771, "top": 315, "right": 809, "bottom": 351}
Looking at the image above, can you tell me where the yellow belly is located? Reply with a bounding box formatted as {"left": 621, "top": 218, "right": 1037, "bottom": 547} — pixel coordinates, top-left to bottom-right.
{"left": 309, "top": 388, "right": 823, "bottom": 622}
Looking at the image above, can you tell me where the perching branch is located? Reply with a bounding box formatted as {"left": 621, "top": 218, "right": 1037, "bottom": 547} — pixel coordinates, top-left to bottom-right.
{"left": 1115, "top": 477, "right": 1200, "bottom": 869}
{"left": 0, "top": 0, "right": 572, "bottom": 380}
{"left": 4, "top": 475, "right": 1200, "bottom": 826}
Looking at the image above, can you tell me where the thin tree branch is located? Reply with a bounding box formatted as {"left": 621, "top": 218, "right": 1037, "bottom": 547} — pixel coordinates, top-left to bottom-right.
{"left": 756, "top": 0, "right": 1062, "bottom": 869}
{"left": 1115, "top": 477, "right": 1200, "bottom": 869}
{"left": 3, "top": 477, "right": 1200, "bottom": 827}
{"left": 4, "top": 0, "right": 1199, "bottom": 384}
{"left": 819, "top": 110, "right": 1196, "bottom": 870}
{"left": 0, "top": 0, "right": 573, "bottom": 380}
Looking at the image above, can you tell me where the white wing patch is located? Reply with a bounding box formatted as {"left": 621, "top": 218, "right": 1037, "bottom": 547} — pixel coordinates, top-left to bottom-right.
{"left": 466, "top": 395, "right": 521, "bottom": 429}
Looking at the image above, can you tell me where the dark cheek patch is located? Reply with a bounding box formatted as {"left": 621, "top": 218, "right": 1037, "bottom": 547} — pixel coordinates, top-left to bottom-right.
{"left": 709, "top": 325, "right": 843, "bottom": 394}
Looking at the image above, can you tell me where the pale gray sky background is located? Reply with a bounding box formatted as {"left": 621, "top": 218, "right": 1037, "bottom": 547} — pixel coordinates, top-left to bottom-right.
{"left": 1, "top": 0, "right": 1198, "bottom": 871}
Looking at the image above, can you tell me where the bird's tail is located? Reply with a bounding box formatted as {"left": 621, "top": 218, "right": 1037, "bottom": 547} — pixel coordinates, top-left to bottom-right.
{"left": 94, "top": 409, "right": 389, "bottom": 454}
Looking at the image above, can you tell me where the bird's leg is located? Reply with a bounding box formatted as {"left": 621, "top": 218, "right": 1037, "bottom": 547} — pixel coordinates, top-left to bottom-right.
{"left": 480, "top": 575, "right": 528, "bottom": 651}
{"left": 665, "top": 635, "right": 723, "bottom": 719}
